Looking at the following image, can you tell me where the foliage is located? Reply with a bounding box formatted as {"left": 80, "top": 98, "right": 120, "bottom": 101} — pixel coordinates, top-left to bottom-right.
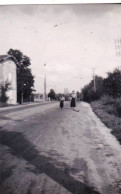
{"left": 103, "top": 68, "right": 121, "bottom": 101}
{"left": 48, "top": 89, "right": 56, "bottom": 100}
{"left": 76, "top": 91, "right": 81, "bottom": 101}
{"left": 8, "top": 49, "right": 34, "bottom": 103}
{"left": 82, "top": 76, "right": 104, "bottom": 102}
{"left": 56, "top": 93, "right": 62, "bottom": 101}
{"left": 0, "top": 81, "right": 11, "bottom": 103}
{"left": 82, "top": 67, "right": 121, "bottom": 103}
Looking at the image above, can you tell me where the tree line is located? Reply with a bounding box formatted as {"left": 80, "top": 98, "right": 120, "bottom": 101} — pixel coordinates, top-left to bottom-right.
{"left": 82, "top": 68, "right": 121, "bottom": 103}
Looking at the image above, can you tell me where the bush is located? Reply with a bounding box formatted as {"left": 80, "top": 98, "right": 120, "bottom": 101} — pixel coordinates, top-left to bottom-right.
{"left": 0, "top": 81, "right": 11, "bottom": 104}
{"left": 82, "top": 76, "right": 104, "bottom": 103}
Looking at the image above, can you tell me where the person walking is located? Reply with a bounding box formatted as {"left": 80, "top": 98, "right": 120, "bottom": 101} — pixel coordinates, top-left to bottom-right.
{"left": 60, "top": 95, "right": 65, "bottom": 109}
{"left": 70, "top": 91, "right": 77, "bottom": 110}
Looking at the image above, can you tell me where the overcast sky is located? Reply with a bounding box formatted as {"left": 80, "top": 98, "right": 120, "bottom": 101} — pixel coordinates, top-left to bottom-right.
{"left": 0, "top": 4, "right": 121, "bottom": 93}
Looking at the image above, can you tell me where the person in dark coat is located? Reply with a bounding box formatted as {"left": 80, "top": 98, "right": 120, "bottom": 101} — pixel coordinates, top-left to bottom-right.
{"left": 70, "top": 91, "right": 77, "bottom": 110}
{"left": 60, "top": 95, "right": 65, "bottom": 109}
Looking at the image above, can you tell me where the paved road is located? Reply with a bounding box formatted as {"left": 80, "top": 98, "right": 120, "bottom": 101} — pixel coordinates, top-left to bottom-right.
{"left": 0, "top": 101, "right": 121, "bottom": 194}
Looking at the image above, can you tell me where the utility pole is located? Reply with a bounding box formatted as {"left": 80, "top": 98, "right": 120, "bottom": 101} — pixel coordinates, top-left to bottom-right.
{"left": 21, "top": 83, "right": 26, "bottom": 104}
{"left": 93, "top": 68, "right": 96, "bottom": 92}
{"left": 44, "top": 63, "right": 47, "bottom": 101}
{"left": 44, "top": 74, "right": 46, "bottom": 101}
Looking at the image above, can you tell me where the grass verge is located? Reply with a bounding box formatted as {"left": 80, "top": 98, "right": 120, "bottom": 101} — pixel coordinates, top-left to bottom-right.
{"left": 91, "top": 99, "right": 121, "bottom": 144}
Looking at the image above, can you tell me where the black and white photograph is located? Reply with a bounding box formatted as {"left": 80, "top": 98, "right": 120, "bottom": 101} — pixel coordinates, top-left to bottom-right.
{"left": 1, "top": 2, "right": 121, "bottom": 194}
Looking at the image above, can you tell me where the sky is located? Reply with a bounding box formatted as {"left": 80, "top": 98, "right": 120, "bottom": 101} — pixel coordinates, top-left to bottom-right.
{"left": 0, "top": 4, "right": 121, "bottom": 93}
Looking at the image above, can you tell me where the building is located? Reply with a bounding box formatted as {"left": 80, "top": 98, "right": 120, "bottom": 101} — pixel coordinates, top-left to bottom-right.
{"left": 64, "top": 88, "right": 70, "bottom": 101}
{"left": 64, "top": 88, "right": 69, "bottom": 95}
{"left": 33, "top": 93, "right": 44, "bottom": 102}
{"left": 0, "top": 55, "right": 17, "bottom": 104}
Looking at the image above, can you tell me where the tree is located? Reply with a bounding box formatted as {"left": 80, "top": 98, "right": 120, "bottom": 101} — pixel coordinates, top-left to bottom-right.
{"left": 56, "top": 93, "right": 62, "bottom": 101}
{"left": 76, "top": 91, "right": 82, "bottom": 101}
{"left": 48, "top": 89, "right": 56, "bottom": 100}
{"left": 82, "top": 76, "right": 104, "bottom": 102}
{"left": 82, "top": 82, "right": 96, "bottom": 102}
{"left": 8, "top": 49, "right": 34, "bottom": 103}
{"left": 0, "top": 81, "right": 11, "bottom": 103}
{"left": 103, "top": 68, "right": 121, "bottom": 102}
{"left": 94, "top": 76, "right": 104, "bottom": 96}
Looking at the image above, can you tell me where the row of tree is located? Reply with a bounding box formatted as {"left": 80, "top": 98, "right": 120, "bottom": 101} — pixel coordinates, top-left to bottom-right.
{"left": 82, "top": 68, "right": 121, "bottom": 102}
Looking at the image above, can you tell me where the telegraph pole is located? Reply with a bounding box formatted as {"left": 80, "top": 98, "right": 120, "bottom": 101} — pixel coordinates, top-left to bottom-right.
{"left": 93, "top": 68, "right": 96, "bottom": 92}
{"left": 44, "top": 63, "right": 47, "bottom": 101}
{"left": 44, "top": 74, "right": 46, "bottom": 101}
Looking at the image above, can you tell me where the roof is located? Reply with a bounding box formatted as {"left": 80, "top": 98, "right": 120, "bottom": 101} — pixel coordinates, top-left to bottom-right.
{"left": 0, "top": 55, "right": 18, "bottom": 65}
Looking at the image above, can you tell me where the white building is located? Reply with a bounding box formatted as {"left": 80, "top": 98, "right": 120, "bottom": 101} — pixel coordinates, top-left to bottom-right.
{"left": 64, "top": 88, "right": 69, "bottom": 95}
{"left": 0, "top": 55, "right": 17, "bottom": 104}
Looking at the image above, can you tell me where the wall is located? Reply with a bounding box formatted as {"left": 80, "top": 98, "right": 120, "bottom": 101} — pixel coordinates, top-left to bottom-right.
{"left": 0, "top": 59, "right": 17, "bottom": 104}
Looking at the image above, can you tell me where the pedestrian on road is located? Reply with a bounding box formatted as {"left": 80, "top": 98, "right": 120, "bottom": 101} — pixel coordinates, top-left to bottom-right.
{"left": 70, "top": 90, "right": 77, "bottom": 110}
{"left": 60, "top": 95, "right": 65, "bottom": 109}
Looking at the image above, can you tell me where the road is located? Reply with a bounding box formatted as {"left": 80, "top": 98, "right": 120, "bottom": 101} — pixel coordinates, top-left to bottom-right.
{"left": 0, "top": 101, "right": 121, "bottom": 194}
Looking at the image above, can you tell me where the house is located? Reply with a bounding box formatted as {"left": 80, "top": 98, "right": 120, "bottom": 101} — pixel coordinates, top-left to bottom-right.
{"left": 0, "top": 55, "right": 17, "bottom": 104}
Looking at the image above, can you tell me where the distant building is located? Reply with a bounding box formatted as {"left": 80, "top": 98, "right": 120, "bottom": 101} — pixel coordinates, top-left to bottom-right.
{"left": 33, "top": 93, "right": 44, "bottom": 101}
{"left": 64, "top": 88, "right": 70, "bottom": 101}
{"left": 0, "top": 55, "right": 17, "bottom": 104}
{"left": 64, "top": 88, "right": 69, "bottom": 95}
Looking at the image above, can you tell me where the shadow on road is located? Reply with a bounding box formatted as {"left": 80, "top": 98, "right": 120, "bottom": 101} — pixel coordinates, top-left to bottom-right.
{"left": 0, "top": 130, "right": 100, "bottom": 194}
{"left": 0, "top": 115, "right": 13, "bottom": 120}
